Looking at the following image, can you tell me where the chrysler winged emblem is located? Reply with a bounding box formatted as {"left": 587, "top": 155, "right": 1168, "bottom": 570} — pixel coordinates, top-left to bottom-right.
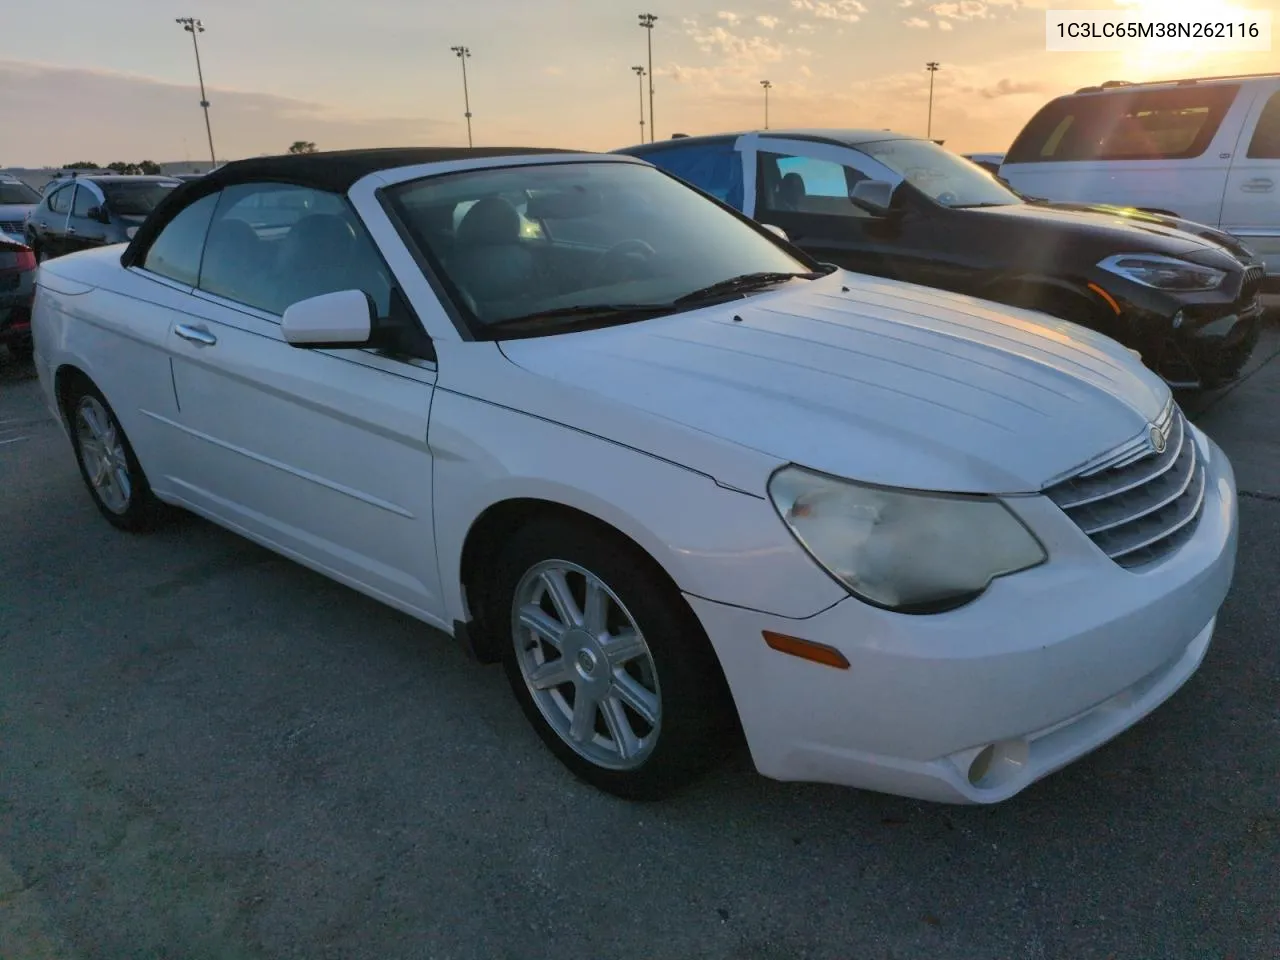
{"left": 1150, "top": 424, "right": 1167, "bottom": 455}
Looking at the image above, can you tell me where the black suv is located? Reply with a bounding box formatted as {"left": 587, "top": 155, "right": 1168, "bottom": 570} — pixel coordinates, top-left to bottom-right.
{"left": 615, "top": 130, "right": 1265, "bottom": 389}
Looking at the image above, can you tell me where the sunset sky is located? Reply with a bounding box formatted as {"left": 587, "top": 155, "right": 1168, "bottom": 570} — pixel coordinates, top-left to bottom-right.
{"left": 1, "top": 0, "right": 1275, "bottom": 167}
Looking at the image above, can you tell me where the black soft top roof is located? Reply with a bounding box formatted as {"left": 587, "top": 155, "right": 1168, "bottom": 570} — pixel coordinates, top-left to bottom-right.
{"left": 121, "top": 146, "right": 582, "bottom": 268}
{"left": 203, "top": 146, "right": 579, "bottom": 193}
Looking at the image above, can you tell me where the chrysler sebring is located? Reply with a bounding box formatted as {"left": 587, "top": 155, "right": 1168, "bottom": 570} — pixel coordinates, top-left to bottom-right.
{"left": 31, "top": 148, "right": 1238, "bottom": 802}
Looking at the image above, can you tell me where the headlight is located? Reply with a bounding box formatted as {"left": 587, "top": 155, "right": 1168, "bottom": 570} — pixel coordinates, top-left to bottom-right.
{"left": 768, "top": 466, "right": 1046, "bottom": 613}
{"left": 1098, "top": 253, "right": 1225, "bottom": 292}
{"left": 125, "top": 226, "right": 139, "bottom": 239}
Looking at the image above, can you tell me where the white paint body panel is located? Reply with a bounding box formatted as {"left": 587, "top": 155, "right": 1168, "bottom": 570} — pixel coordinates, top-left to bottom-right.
{"left": 32, "top": 153, "right": 1240, "bottom": 803}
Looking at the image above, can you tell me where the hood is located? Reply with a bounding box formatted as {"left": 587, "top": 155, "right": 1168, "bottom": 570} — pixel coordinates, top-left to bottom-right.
{"left": 499, "top": 272, "right": 1171, "bottom": 495}
{"left": 966, "top": 201, "right": 1237, "bottom": 262}
{"left": 1032, "top": 201, "right": 1261, "bottom": 264}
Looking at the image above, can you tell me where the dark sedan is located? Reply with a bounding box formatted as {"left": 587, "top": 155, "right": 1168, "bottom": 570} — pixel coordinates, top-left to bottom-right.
{"left": 0, "top": 236, "right": 36, "bottom": 362}
{"left": 24, "top": 175, "right": 182, "bottom": 262}
{"left": 615, "top": 130, "right": 1265, "bottom": 389}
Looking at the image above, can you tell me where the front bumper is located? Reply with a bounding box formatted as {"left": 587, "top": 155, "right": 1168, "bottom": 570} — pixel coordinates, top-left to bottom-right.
{"left": 689, "top": 431, "right": 1237, "bottom": 804}
{"left": 1104, "top": 266, "right": 1266, "bottom": 389}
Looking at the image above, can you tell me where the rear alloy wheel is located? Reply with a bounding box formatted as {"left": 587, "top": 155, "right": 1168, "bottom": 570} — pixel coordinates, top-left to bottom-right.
{"left": 494, "top": 518, "right": 735, "bottom": 799}
{"left": 67, "top": 383, "right": 168, "bottom": 531}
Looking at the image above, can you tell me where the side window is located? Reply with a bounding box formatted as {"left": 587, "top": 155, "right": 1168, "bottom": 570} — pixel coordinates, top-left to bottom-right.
{"left": 72, "top": 185, "right": 97, "bottom": 218}
{"left": 46, "top": 185, "right": 73, "bottom": 215}
{"left": 1005, "top": 85, "right": 1240, "bottom": 163}
{"left": 641, "top": 142, "right": 745, "bottom": 209}
{"left": 757, "top": 151, "right": 870, "bottom": 218}
{"left": 197, "top": 183, "right": 393, "bottom": 320}
{"left": 140, "top": 192, "right": 220, "bottom": 286}
{"left": 1247, "top": 91, "right": 1280, "bottom": 159}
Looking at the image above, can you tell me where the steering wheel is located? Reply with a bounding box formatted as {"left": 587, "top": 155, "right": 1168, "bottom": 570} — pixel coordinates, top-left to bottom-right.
{"left": 589, "top": 238, "right": 657, "bottom": 286}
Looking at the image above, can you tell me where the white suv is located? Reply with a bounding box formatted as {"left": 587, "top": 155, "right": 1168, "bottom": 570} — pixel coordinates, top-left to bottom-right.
{"left": 999, "top": 73, "right": 1280, "bottom": 288}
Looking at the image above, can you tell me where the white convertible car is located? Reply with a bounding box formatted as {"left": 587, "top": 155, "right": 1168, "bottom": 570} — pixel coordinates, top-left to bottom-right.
{"left": 32, "top": 147, "right": 1238, "bottom": 802}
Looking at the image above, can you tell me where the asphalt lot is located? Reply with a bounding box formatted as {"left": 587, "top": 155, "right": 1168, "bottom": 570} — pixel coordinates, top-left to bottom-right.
{"left": 2, "top": 329, "right": 1278, "bottom": 960}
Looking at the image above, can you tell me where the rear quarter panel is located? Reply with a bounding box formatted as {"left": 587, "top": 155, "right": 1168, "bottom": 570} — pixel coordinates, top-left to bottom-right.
{"left": 34, "top": 252, "right": 188, "bottom": 496}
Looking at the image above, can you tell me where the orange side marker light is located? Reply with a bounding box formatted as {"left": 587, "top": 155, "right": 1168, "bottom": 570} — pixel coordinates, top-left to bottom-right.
{"left": 762, "top": 631, "right": 851, "bottom": 670}
{"left": 1087, "top": 283, "right": 1122, "bottom": 316}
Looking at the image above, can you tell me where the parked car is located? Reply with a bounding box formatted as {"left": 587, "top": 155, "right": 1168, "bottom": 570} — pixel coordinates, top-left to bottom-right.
{"left": 964, "top": 152, "right": 1005, "bottom": 176}
{"left": 1000, "top": 72, "right": 1280, "bottom": 290}
{"left": 33, "top": 147, "right": 1237, "bottom": 803}
{"left": 0, "top": 235, "right": 36, "bottom": 362}
{"left": 0, "top": 175, "right": 41, "bottom": 245}
{"left": 615, "top": 130, "right": 1265, "bottom": 389}
{"left": 24, "top": 175, "right": 182, "bottom": 261}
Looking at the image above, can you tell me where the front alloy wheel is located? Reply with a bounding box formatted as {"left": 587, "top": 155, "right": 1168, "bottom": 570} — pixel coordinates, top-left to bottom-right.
{"left": 512, "top": 560, "right": 661, "bottom": 771}
{"left": 494, "top": 518, "right": 736, "bottom": 800}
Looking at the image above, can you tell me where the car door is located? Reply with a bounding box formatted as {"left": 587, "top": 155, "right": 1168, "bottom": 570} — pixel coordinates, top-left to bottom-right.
{"left": 747, "top": 138, "right": 958, "bottom": 289}
{"left": 1221, "top": 82, "right": 1280, "bottom": 279}
{"left": 162, "top": 181, "right": 446, "bottom": 625}
{"left": 67, "top": 183, "right": 110, "bottom": 254}
{"left": 31, "top": 183, "right": 73, "bottom": 258}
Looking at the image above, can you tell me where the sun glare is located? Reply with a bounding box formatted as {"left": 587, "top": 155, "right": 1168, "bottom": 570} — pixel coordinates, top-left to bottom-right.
{"left": 1115, "top": 0, "right": 1263, "bottom": 74}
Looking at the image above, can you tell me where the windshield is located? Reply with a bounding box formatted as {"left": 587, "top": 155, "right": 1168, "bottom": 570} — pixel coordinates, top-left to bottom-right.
{"left": 386, "top": 160, "right": 813, "bottom": 334}
{"left": 857, "top": 139, "right": 1021, "bottom": 209}
{"left": 102, "top": 181, "right": 180, "bottom": 218}
{"left": 0, "top": 182, "right": 40, "bottom": 205}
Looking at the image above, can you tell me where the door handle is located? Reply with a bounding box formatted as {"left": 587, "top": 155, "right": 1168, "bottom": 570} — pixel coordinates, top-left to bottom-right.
{"left": 174, "top": 323, "right": 217, "bottom": 347}
{"left": 1242, "top": 178, "right": 1274, "bottom": 193}
{"left": 66, "top": 227, "right": 77, "bottom": 235}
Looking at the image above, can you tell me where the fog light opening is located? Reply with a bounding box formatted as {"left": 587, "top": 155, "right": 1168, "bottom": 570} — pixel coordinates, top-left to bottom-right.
{"left": 966, "top": 739, "right": 1031, "bottom": 790}
{"left": 967, "top": 745, "right": 995, "bottom": 786}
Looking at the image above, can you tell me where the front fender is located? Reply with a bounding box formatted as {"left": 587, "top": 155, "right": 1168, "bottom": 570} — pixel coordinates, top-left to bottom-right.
{"left": 429, "top": 389, "right": 847, "bottom": 626}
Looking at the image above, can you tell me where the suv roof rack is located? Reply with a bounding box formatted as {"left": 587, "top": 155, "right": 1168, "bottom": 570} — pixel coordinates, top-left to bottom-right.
{"left": 1074, "top": 71, "right": 1280, "bottom": 94}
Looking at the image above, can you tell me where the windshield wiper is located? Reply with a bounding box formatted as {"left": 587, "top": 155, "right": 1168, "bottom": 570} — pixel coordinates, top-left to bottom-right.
{"left": 673, "top": 270, "right": 823, "bottom": 306}
{"left": 483, "top": 303, "right": 676, "bottom": 334}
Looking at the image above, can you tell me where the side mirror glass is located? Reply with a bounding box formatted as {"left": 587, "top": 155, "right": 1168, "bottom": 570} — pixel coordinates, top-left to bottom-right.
{"left": 761, "top": 223, "right": 789, "bottom": 241}
{"left": 281, "top": 289, "right": 374, "bottom": 348}
{"left": 850, "top": 180, "right": 897, "bottom": 217}
{"left": 86, "top": 206, "right": 110, "bottom": 224}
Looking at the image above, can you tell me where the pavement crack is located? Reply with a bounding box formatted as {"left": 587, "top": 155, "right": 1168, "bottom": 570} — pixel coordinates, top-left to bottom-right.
{"left": 1239, "top": 490, "right": 1280, "bottom": 503}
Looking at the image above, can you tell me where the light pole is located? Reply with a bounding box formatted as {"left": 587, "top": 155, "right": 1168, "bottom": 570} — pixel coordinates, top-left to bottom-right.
{"left": 632, "top": 66, "right": 647, "bottom": 142}
{"left": 451, "top": 45, "right": 473, "bottom": 148}
{"left": 760, "top": 80, "right": 772, "bottom": 130}
{"left": 638, "top": 13, "right": 657, "bottom": 142}
{"left": 175, "top": 18, "right": 216, "bottom": 167}
{"left": 926, "top": 61, "right": 940, "bottom": 140}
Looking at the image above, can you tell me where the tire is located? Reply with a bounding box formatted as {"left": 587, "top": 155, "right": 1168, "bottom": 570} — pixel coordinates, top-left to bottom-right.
{"left": 65, "top": 380, "right": 169, "bottom": 532}
{"left": 492, "top": 516, "right": 736, "bottom": 800}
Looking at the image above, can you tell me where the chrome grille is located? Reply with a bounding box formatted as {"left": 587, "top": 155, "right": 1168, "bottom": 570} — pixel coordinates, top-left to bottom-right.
{"left": 0, "top": 220, "right": 25, "bottom": 236}
{"left": 1241, "top": 265, "right": 1265, "bottom": 302}
{"left": 1045, "top": 402, "right": 1206, "bottom": 569}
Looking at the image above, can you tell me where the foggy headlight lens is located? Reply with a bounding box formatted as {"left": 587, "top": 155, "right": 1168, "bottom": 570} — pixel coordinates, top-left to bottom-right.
{"left": 768, "top": 466, "right": 1047, "bottom": 613}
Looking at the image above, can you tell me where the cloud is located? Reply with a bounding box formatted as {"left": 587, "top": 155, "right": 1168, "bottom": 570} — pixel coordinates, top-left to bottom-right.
{"left": 978, "top": 78, "right": 1048, "bottom": 98}
{"left": 542, "top": 66, "right": 565, "bottom": 76}
{"left": 756, "top": 14, "right": 781, "bottom": 28}
{"left": 685, "top": 25, "right": 791, "bottom": 63}
{"left": 717, "top": 11, "right": 742, "bottom": 24}
{"left": 900, "top": 0, "right": 915, "bottom": 5}
{"left": 789, "top": 0, "right": 868, "bottom": 24}
{"left": 938, "top": 19, "right": 954, "bottom": 29}
{"left": 0, "top": 60, "right": 457, "bottom": 167}
{"left": 904, "top": 16, "right": 931, "bottom": 27}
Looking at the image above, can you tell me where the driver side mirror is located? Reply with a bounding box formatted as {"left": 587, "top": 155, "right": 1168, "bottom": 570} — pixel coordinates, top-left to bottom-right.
{"left": 849, "top": 180, "right": 897, "bottom": 218}
{"left": 86, "top": 205, "right": 110, "bottom": 225}
{"left": 282, "top": 289, "right": 376, "bottom": 349}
